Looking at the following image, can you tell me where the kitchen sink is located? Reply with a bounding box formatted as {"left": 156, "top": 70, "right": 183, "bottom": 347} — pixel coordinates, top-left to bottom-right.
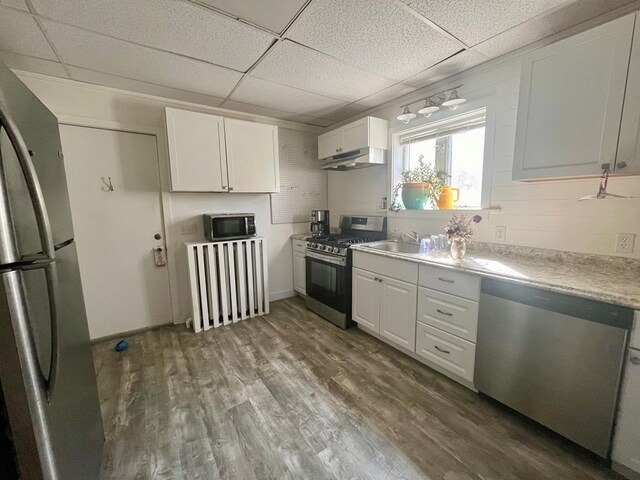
{"left": 366, "top": 241, "right": 421, "bottom": 254}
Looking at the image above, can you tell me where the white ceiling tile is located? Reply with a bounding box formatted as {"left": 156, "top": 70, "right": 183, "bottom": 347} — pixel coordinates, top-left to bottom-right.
{"left": 404, "top": 50, "right": 488, "bottom": 88}
{"left": 42, "top": 21, "right": 242, "bottom": 98}
{"left": 68, "top": 66, "right": 225, "bottom": 107}
{"left": 0, "top": 51, "right": 67, "bottom": 77}
{"left": 221, "top": 99, "right": 301, "bottom": 120}
{"left": 320, "top": 102, "right": 371, "bottom": 121}
{"left": 196, "top": 0, "right": 308, "bottom": 33}
{"left": 287, "top": 0, "right": 462, "bottom": 82}
{"left": 231, "top": 76, "right": 347, "bottom": 117}
{"left": 355, "top": 83, "right": 417, "bottom": 108}
{"left": 1, "top": 0, "right": 28, "bottom": 10}
{"left": 604, "top": 0, "right": 637, "bottom": 10}
{"left": 251, "top": 40, "right": 394, "bottom": 102}
{"left": 473, "top": 0, "right": 608, "bottom": 58}
{"left": 402, "top": 0, "right": 569, "bottom": 46}
{"left": 288, "top": 116, "right": 335, "bottom": 127}
{"left": 0, "top": 8, "right": 57, "bottom": 60}
{"left": 30, "top": 0, "right": 274, "bottom": 71}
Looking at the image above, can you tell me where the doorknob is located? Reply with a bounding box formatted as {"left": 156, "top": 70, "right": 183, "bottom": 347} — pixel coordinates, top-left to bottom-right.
{"left": 154, "top": 233, "right": 162, "bottom": 240}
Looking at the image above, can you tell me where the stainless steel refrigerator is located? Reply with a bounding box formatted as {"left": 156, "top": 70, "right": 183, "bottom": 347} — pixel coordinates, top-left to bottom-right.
{"left": 0, "top": 61, "right": 104, "bottom": 478}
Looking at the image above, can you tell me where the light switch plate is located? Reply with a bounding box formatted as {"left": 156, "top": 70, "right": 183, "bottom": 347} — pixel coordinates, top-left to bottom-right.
{"left": 496, "top": 226, "right": 507, "bottom": 242}
{"left": 616, "top": 233, "right": 635, "bottom": 253}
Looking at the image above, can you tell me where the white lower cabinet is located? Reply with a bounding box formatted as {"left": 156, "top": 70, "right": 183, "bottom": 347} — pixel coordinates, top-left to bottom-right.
{"left": 352, "top": 268, "right": 381, "bottom": 331}
{"left": 292, "top": 240, "right": 307, "bottom": 295}
{"left": 613, "top": 348, "right": 640, "bottom": 478}
{"left": 415, "top": 322, "right": 476, "bottom": 383}
{"left": 379, "top": 276, "right": 417, "bottom": 351}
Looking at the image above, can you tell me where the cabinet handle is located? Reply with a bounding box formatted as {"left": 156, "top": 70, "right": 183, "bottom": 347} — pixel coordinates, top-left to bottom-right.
{"left": 228, "top": 186, "right": 234, "bottom": 191}
{"left": 438, "top": 277, "right": 454, "bottom": 283}
{"left": 222, "top": 185, "right": 228, "bottom": 190}
{"left": 436, "top": 309, "right": 453, "bottom": 316}
{"left": 631, "top": 356, "right": 640, "bottom": 366}
{"left": 435, "top": 345, "right": 450, "bottom": 354}
{"left": 617, "top": 161, "right": 628, "bottom": 169}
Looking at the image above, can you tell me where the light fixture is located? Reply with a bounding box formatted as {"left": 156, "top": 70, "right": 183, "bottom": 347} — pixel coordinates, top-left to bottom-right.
{"left": 397, "top": 106, "right": 416, "bottom": 124}
{"left": 442, "top": 89, "right": 466, "bottom": 110}
{"left": 417, "top": 97, "right": 440, "bottom": 118}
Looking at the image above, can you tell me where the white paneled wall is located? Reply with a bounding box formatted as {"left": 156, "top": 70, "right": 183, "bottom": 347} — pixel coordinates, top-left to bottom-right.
{"left": 329, "top": 57, "right": 640, "bottom": 258}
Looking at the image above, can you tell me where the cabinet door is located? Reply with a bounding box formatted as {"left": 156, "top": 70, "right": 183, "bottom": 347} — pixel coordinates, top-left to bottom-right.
{"left": 379, "top": 275, "right": 417, "bottom": 351}
{"left": 341, "top": 118, "right": 368, "bottom": 153}
{"left": 613, "top": 350, "right": 640, "bottom": 474}
{"left": 513, "top": 15, "right": 635, "bottom": 180}
{"left": 165, "top": 108, "right": 228, "bottom": 192}
{"left": 318, "top": 129, "right": 341, "bottom": 159}
{"left": 352, "top": 268, "right": 380, "bottom": 332}
{"left": 225, "top": 119, "right": 280, "bottom": 193}
{"left": 616, "top": 13, "right": 640, "bottom": 175}
{"left": 293, "top": 252, "right": 306, "bottom": 295}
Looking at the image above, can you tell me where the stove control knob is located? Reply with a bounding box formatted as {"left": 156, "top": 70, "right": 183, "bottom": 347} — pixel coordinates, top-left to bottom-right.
{"left": 319, "top": 245, "right": 326, "bottom": 250}
{"left": 310, "top": 243, "right": 317, "bottom": 248}
{"left": 332, "top": 247, "right": 340, "bottom": 253}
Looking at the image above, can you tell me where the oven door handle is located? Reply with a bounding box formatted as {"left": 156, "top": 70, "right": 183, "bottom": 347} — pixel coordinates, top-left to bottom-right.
{"left": 305, "top": 249, "right": 347, "bottom": 266}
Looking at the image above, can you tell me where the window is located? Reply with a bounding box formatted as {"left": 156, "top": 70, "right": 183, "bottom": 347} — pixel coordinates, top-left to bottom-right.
{"left": 392, "top": 108, "right": 486, "bottom": 210}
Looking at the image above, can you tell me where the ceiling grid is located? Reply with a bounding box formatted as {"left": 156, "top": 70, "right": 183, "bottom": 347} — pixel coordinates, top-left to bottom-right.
{"left": 0, "top": 0, "right": 636, "bottom": 126}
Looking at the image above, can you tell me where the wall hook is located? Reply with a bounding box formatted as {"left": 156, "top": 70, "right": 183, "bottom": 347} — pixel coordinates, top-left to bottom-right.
{"left": 101, "top": 176, "right": 115, "bottom": 192}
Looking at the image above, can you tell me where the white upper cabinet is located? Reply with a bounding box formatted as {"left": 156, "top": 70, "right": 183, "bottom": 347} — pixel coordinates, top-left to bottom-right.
{"left": 617, "top": 12, "right": 640, "bottom": 175}
{"left": 225, "top": 118, "right": 279, "bottom": 193}
{"left": 318, "top": 116, "right": 388, "bottom": 159}
{"left": 513, "top": 15, "right": 635, "bottom": 180}
{"left": 165, "top": 108, "right": 280, "bottom": 193}
{"left": 165, "top": 108, "right": 228, "bottom": 192}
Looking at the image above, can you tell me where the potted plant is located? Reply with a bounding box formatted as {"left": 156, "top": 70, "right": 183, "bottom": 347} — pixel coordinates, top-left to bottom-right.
{"left": 445, "top": 213, "right": 482, "bottom": 260}
{"left": 390, "top": 155, "right": 448, "bottom": 211}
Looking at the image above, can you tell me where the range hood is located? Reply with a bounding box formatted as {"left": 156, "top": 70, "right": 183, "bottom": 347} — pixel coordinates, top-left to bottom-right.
{"left": 321, "top": 147, "right": 386, "bottom": 171}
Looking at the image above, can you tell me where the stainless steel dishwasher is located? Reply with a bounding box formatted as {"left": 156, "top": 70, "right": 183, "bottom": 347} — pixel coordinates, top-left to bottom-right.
{"left": 475, "top": 278, "right": 633, "bottom": 458}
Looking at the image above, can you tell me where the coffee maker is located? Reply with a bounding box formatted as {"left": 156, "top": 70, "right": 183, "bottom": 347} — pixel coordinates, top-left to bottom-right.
{"left": 310, "top": 210, "right": 330, "bottom": 236}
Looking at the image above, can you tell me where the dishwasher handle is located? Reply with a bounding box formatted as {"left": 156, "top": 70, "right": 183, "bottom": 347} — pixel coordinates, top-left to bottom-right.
{"left": 480, "top": 278, "right": 633, "bottom": 330}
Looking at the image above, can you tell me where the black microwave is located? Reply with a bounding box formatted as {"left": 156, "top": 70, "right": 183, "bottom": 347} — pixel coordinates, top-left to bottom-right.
{"left": 203, "top": 213, "right": 256, "bottom": 241}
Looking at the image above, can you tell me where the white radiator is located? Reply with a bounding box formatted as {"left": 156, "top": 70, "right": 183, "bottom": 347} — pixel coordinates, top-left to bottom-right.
{"left": 185, "top": 238, "right": 269, "bottom": 332}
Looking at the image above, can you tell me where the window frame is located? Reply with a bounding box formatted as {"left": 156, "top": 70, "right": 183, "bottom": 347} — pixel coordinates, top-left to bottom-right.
{"left": 387, "top": 95, "right": 496, "bottom": 217}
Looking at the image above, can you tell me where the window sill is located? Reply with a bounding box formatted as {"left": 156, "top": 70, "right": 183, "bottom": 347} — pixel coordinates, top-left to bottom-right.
{"left": 388, "top": 207, "right": 501, "bottom": 219}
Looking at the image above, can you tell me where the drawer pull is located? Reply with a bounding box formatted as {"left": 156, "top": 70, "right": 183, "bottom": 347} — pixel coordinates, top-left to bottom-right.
{"left": 438, "top": 277, "right": 454, "bottom": 283}
{"left": 296, "top": 243, "right": 303, "bottom": 247}
{"left": 631, "top": 356, "right": 640, "bottom": 366}
{"left": 434, "top": 345, "right": 450, "bottom": 354}
{"left": 436, "top": 309, "right": 453, "bottom": 316}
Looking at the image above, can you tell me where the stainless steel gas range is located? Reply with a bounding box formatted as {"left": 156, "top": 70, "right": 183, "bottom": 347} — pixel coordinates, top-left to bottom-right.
{"left": 305, "top": 215, "right": 387, "bottom": 329}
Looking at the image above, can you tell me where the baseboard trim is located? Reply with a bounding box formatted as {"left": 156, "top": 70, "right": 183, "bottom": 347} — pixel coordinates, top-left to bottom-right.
{"left": 270, "top": 290, "right": 297, "bottom": 302}
{"left": 90, "top": 322, "right": 173, "bottom": 344}
{"left": 612, "top": 461, "right": 640, "bottom": 480}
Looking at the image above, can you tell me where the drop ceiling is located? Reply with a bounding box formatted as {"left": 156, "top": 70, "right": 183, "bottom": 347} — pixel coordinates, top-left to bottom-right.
{"left": 0, "top": 0, "right": 635, "bottom": 126}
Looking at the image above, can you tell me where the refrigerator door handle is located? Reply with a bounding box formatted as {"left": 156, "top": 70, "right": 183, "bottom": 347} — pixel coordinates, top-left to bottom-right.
{"left": 0, "top": 105, "right": 56, "bottom": 262}
{"left": 0, "top": 104, "right": 59, "bottom": 400}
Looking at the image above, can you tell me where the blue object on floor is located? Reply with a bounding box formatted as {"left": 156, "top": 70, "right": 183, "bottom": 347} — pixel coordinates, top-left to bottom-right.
{"left": 115, "top": 340, "right": 128, "bottom": 352}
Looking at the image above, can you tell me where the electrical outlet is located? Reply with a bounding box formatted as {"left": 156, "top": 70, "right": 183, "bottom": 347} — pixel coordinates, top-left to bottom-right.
{"left": 379, "top": 196, "right": 388, "bottom": 210}
{"left": 496, "top": 226, "right": 507, "bottom": 242}
{"left": 616, "top": 233, "right": 636, "bottom": 253}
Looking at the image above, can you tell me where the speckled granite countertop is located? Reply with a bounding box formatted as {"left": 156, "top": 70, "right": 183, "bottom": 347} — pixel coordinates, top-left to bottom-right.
{"left": 291, "top": 233, "right": 311, "bottom": 241}
{"left": 351, "top": 242, "right": 640, "bottom": 311}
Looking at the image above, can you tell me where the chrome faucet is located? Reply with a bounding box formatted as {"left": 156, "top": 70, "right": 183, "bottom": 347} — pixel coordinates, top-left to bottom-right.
{"left": 393, "top": 228, "right": 420, "bottom": 243}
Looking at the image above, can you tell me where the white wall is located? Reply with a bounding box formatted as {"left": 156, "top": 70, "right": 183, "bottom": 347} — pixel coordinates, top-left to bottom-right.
{"left": 329, "top": 46, "right": 640, "bottom": 258}
{"left": 18, "top": 72, "right": 317, "bottom": 324}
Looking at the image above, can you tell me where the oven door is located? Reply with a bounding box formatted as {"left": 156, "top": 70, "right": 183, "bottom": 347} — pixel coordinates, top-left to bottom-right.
{"left": 305, "top": 250, "right": 350, "bottom": 314}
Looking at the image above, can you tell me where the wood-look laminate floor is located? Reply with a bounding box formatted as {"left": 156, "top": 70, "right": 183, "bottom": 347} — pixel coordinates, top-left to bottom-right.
{"left": 93, "top": 297, "right": 621, "bottom": 480}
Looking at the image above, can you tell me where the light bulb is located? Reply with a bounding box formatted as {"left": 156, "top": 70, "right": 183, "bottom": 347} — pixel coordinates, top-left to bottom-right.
{"left": 397, "top": 106, "right": 416, "bottom": 124}
{"left": 417, "top": 98, "right": 440, "bottom": 118}
{"left": 442, "top": 89, "right": 466, "bottom": 110}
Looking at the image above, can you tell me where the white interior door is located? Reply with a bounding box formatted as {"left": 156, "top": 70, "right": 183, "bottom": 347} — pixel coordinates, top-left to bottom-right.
{"left": 60, "top": 125, "right": 172, "bottom": 339}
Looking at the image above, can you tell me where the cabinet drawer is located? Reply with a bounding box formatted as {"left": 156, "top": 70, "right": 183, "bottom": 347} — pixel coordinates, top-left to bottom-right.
{"left": 292, "top": 239, "right": 307, "bottom": 254}
{"left": 418, "top": 287, "right": 478, "bottom": 342}
{"left": 419, "top": 265, "right": 480, "bottom": 301}
{"left": 415, "top": 322, "right": 476, "bottom": 382}
{"left": 353, "top": 251, "right": 418, "bottom": 284}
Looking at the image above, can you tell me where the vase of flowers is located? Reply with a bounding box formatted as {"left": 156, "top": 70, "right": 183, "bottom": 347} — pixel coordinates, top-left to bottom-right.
{"left": 390, "top": 155, "right": 448, "bottom": 211}
{"left": 445, "top": 214, "right": 482, "bottom": 260}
